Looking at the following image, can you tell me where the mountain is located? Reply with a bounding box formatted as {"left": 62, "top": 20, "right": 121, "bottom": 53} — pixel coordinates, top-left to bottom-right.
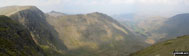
{"left": 46, "top": 12, "right": 147, "bottom": 56}
{"left": 157, "top": 13, "right": 189, "bottom": 41}
{"left": 112, "top": 13, "right": 135, "bottom": 21}
{"left": 136, "top": 16, "right": 169, "bottom": 44}
{"left": 0, "top": 15, "right": 45, "bottom": 56}
{"left": 118, "top": 13, "right": 189, "bottom": 44}
{"left": 116, "top": 15, "right": 167, "bottom": 44}
{"left": 136, "top": 13, "right": 189, "bottom": 42}
{"left": 141, "top": 13, "right": 189, "bottom": 42}
{"left": 130, "top": 35, "right": 189, "bottom": 56}
{"left": 48, "top": 11, "right": 67, "bottom": 17}
{"left": 127, "top": 13, "right": 189, "bottom": 56}
{"left": 0, "top": 6, "right": 67, "bottom": 56}
{"left": 0, "top": 6, "right": 148, "bottom": 56}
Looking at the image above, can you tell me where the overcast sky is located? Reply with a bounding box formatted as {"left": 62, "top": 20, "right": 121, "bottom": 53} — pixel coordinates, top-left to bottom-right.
{"left": 0, "top": 0, "right": 189, "bottom": 15}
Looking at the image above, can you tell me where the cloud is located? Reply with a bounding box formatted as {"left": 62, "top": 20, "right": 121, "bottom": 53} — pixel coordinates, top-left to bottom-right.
{"left": 0, "top": 0, "right": 61, "bottom": 6}
{"left": 0, "top": 0, "right": 188, "bottom": 15}
{"left": 109, "top": 0, "right": 135, "bottom": 5}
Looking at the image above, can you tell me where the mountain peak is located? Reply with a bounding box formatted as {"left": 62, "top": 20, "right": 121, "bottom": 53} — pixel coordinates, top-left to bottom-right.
{"left": 0, "top": 5, "right": 40, "bottom": 16}
{"left": 0, "top": 5, "right": 38, "bottom": 10}
{"left": 47, "top": 11, "right": 67, "bottom": 16}
{"left": 50, "top": 11, "right": 59, "bottom": 13}
{"left": 87, "top": 12, "right": 104, "bottom": 15}
{"left": 91, "top": 12, "right": 102, "bottom": 14}
{"left": 85, "top": 12, "right": 110, "bottom": 18}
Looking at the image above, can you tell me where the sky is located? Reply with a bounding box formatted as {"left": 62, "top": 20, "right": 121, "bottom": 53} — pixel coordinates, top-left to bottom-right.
{"left": 0, "top": 0, "right": 189, "bottom": 15}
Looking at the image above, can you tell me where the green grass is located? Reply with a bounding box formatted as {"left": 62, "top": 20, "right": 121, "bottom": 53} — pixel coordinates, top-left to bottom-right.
{"left": 130, "top": 35, "right": 189, "bottom": 56}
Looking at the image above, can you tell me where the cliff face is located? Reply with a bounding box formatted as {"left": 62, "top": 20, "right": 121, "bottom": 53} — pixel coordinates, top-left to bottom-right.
{"left": 0, "top": 15, "right": 45, "bottom": 56}
{"left": 46, "top": 12, "right": 147, "bottom": 56}
{"left": 0, "top": 6, "right": 67, "bottom": 55}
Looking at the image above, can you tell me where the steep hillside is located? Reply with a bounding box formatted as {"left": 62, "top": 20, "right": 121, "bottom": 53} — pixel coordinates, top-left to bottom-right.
{"left": 46, "top": 12, "right": 147, "bottom": 56}
{"left": 117, "top": 15, "right": 168, "bottom": 44}
{"left": 0, "top": 6, "right": 148, "bottom": 56}
{"left": 136, "top": 16, "right": 169, "bottom": 44}
{"left": 119, "top": 13, "right": 189, "bottom": 44}
{"left": 143, "top": 13, "right": 189, "bottom": 42}
{"left": 0, "top": 6, "right": 67, "bottom": 56}
{"left": 0, "top": 15, "right": 45, "bottom": 56}
{"left": 119, "top": 20, "right": 148, "bottom": 42}
{"left": 137, "top": 13, "right": 189, "bottom": 43}
{"left": 130, "top": 35, "right": 189, "bottom": 56}
{"left": 158, "top": 13, "right": 189, "bottom": 41}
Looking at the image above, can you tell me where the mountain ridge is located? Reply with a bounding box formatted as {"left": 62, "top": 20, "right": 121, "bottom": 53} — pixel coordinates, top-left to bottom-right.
{"left": 46, "top": 11, "right": 147, "bottom": 56}
{"left": 0, "top": 6, "right": 38, "bottom": 16}
{"left": 0, "top": 6, "right": 67, "bottom": 56}
{"left": 0, "top": 5, "right": 148, "bottom": 56}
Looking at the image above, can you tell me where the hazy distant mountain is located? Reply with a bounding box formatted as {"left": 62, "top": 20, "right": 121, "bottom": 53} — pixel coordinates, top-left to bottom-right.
{"left": 46, "top": 11, "right": 147, "bottom": 56}
{"left": 136, "top": 16, "right": 169, "bottom": 44}
{"left": 141, "top": 13, "right": 189, "bottom": 42}
{"left": 130, "top": 14, "right": 189, "bottom": 56}
{"left": 156, "top": 13, "right": 189, "bottom": 41}
{"left": 130, "top": 35, "right": 189, "bottom": 56}
{"left": 0, "top": 6, "right": 67, "bottom": 56}
{"left": 47, "top": 11, "right": 67, "bottom": 17}
{"left": 112, "top": 13, "right": 135, "bottom": 21}
{"left": 118, "top": 13, "right": 189, "bottom": 44}
{"left": 0, "top": 15, "right": 45, "bottom": 56}
{"left": 115, "top": 14, "right": 167, "bottom": 44}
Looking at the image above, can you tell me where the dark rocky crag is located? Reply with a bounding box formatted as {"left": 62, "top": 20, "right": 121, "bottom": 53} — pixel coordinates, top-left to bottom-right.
{"left": 0, "top": 6, "right": 67, "bottom": 56}
{"left": 0, "top": 15, "right": 45, "bottom": 56}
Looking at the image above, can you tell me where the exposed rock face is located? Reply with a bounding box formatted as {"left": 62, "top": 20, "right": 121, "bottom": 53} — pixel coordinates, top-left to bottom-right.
{"left": 0, "top": 6, "right": 67, "bottom": 55}
{"left": 0, "top": 15, "right": 45, "bottom": 56}
{"left": 46, "top": 12, "right": 147, "bottom": 56}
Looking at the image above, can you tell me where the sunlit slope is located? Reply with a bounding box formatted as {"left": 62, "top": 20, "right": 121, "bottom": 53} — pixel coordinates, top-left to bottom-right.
{"left": 0, "top": 15, "right": 45, "bottom": 56}
{"left": 130, "top": 35, "right": 189, "bottom": 56}
{"left": 47, "top": 12, "right": 147, "bottom": 56}
{"left": 0, "top": 5, "right": 148, "bottom": 56}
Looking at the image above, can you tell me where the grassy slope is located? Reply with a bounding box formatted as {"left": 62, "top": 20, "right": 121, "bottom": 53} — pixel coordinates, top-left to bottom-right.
{"left": 130, "top": 35, "right": 189, "bottom": 56}
{"left": 46, "top": 12, "right": 147, "bottom": 56}
{"left": 0, "top": 15, "right": 45, "bottom": 56}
